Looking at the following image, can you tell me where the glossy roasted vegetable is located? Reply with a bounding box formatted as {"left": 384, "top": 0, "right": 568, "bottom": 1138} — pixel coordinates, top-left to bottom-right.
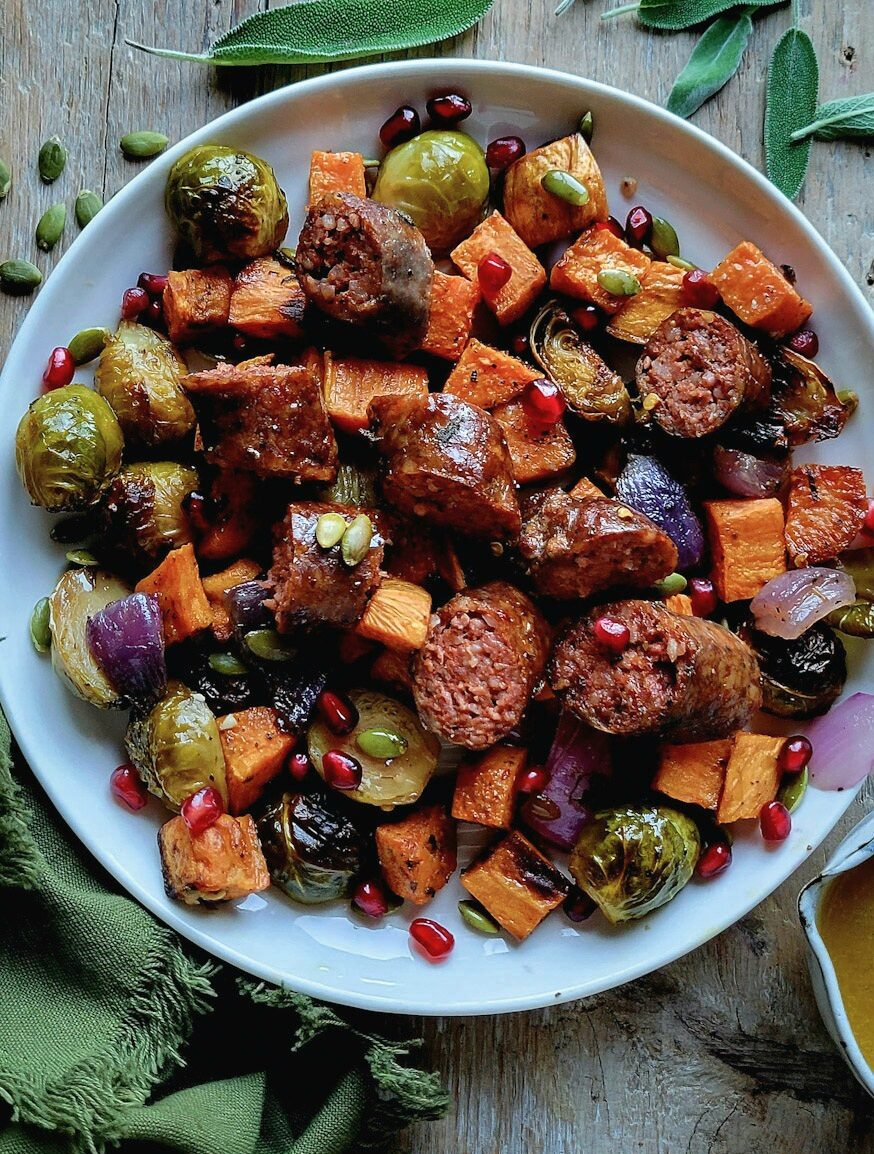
{"left": 745, "top": 622, "right": 847, "bottom": 718}
{"left": 49, "top": 568, "right": 131, "bottom": 707}
{"left": 769, "top": 347, "right": 856, "bottom": 447}
{"left": 828, "top": 601, "right": 874, "bottom": 639}
{"left": 308, "top": 688, "right": 439, "bottom": 808}
{"left": 125, "top": 679, "right": 228, "bottom": 810}
{"left": 100, "top": 461, "right": 198, "bottom": 567}
{"left": 372, "top": 130, "right": 489, "bottom": 254}
{"left": 257, "top": 790, "right": 364, "bottom": 904}
{"left": 615, "top": 452, "right": 705, "bottom": 570}
{"left": 318, "top": 462, "right": 380, "bottom": 508}
{"left": 165, "top": 144, "right": 289, "bottom": 263}
{"left": 16, "top": 385, "right": 123, "bottom": 511}
{"left": 530, "top": 300, "right": 630, "bottom": 423}
{"left": 95, "top": 321, "right": 194, "bottom": 447}
{"left": 570, "top": 806, "right": 700, "bottom": 923}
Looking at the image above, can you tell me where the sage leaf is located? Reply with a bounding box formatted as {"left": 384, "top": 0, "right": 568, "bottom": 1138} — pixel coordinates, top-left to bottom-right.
{"left": 790, "top": 92, "right": 874, "bottom": 142}
{"left": 602, "top": 0, "right": 786, "bottom": 31}
{"left": 128, "top": 0, "right": 495, "bottom": 66}
{"left": 764, "top": 26, "right": 818, "bottom": 200}
{"left": 667, "top": 10, "right": 755, "bottom": 119}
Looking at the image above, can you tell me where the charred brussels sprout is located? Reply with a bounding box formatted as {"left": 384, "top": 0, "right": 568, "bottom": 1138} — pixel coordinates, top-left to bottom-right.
{"left": 15, "top": 385, "right": 123, "bottom": 511}
{"left": 257, "top": 790, "right": 364, "bottom": 904}
{"left": 165, "top": 144, "right": 289, "bottom": 263}
{"left": 570, "top": 806, "right": 700, "bottom": 923}
{"left": 100, "top": 461, "right": 198, "bottom": 567}
{"left": 49, "top": 567, "right": 131, "bottom": 707}
{"left": 372, "top": 130, "right": 489, "bottom": 254}
{"left": 747, "top": 623, "right": 847, "bottom": 718}
{"left": 125, "top": 679, "right": 228, "bottom": 810}
{"left": 95, "top": 321, "right": 194, "bottom": 447}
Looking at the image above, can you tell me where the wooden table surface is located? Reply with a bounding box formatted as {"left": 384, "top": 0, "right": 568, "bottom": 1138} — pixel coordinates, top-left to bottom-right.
{"left": 2, "top": 2, "right": 872, "bottom": 1151}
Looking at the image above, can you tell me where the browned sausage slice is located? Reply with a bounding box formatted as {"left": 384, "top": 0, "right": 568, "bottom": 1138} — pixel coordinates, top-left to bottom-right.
{"left": 550, "top": 598, "right": 761, "bottom": 741}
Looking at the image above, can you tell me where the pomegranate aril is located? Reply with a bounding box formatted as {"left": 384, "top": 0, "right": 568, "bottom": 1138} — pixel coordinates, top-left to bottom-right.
{"left": 864, "top": 499, "right": 874, "bottom": 535}
{"left": 516, "top": 765, "right": 549, "bottom": 794}
{"left": 110, "top": 763, "right": 148, "bottom": 811}
{"left": 121, "top": 286, "right": 150, "bottom": 319}
{"left": 137, "top": 271, "right": 168, "bottom": 297}
{"left": 317, "top": 689, "right": 359, "bottom": 735}
{"left": 288, "top": 751, "right": 311, "bottom": 783}
{"left": 787, "top": 328, "right": 819, "bottom": 358}
{"left": 478, "top": 251, "right": 512, "bottom": 297}
{"left": 181, "top": 786, "right": 224, "bottom": 835}
{"left": 511, "top": 333, "right": 530, "bottom": 357}
{"left": 593, "top": 615, "right": 631, "bottom": 655}
{"left": 485, "top": 135, "right": 525, "bottom": 171}
{"left": 42, "top": 346, "right": 75, "bottom": 390}
{"left": 625, "top": 205, "right": 653, "bottom": 246}
{"left": 232, "top": 332, "right": 248, "bottom": 352}
{"left": 682, "top": 269, "right": 720, "bottom": 309}
{"left": 521, "top": 378, "right": 566, "bottom": 425}
{"left": 379, "top": 105, "right": 420, "bottom": 149}
{"left": 760, "top": 800, "right": 791, "bottom": 843}
{"left": 696, "top": 841, "right": 732, "bottom": 878}
{"left": 563, "top": 887, "right": 597, "bottom": 922}
{"left": 779, "top": 734, "right": 812, "bottom": 774}
{"left": 322, "top": 750, "right": 363, "bottom": 791}
{"left": 595, "top": 216, "right": 624, "bottom": 239}
{"left": 409, "top": 917, "right": 455, "bottom": 960}
{"left": 143, "top": 298, "right": 165, "bottom": 329}
{"left": 183, "top": 491, "right": 211, "bottom": 534}
{"left": 688, "top": 577, "right": 718, "bottom": 618}
{"left": 352, "top": 878, "right": 390, "bottom": 919}
{"left": 426, "top": 93, "right": 472, "bottom": 124}
{"left": 572, "top": 304, "right": 600, "bottom": 332}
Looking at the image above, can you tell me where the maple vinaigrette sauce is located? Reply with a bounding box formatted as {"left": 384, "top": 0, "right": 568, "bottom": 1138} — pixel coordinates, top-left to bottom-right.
{"left": 818, "top": 856, "right": 874, "bottom": 1066}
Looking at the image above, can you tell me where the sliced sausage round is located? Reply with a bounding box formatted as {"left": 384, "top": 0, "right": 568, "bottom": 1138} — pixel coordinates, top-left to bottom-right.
{"left": 413, "top": 581, "right": 550, "bottom": 750}
{"left": 636, "top": 307, "right": 771, "bottom": 438}
{"left": 550, "top": 598, "right": 761, "bottom": 741}
{"left": 519, "top": 490, "right": 678, "bottom": 599}
{"left": 369, "top": 392, "right": 521, "bottom": 540}
{"left": 295, "top": 191, "right": 433, "bottom": 357}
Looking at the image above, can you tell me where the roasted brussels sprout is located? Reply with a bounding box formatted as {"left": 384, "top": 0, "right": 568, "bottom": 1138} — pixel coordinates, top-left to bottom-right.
{"left": 49, "top": 567, "right": 131, "bottom": 707}
{"left": 308, "top": 688, "right": 439, "bottom": 808}
{"left": 570, "top": 806, "right": 700, "bottom": 923}
{"left": 747, "top": 622, "right": 847, "bottom": 718}
{"left": 165, "top": 144, "right": 289, "bottom": 263}
{"left": 827, "top": 601, "right": 874, "bottom": 638}
{"left": 100, "top": 461, "right": 198, "bottom": 567}
{"left": 318, "top": 462, "right": 380, "bottom": 508}
{"left": 15, "top": 385, "right": 124, "bottom": 511}
{"left": 125, "top": 679, "right": 228, "bottom": 810}
{"left": 372, "top": 130, "right": 489, "bottom": 254}
{"left": 257, "top": 790, "right": 365, "bottom": 904}
{"left": 95, "top": 321, "right": 194, "bottom": 447}
{"left": 769, "top": 347, "right": 856, "bottom": 447}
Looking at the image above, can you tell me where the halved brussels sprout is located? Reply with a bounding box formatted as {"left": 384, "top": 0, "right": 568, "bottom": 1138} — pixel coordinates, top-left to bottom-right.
{"left": 769, "top": 347, "right": 856, "bottom": 447}
{"left": 16, "top": 385, "right": 124, "bottom": 511}
{"left": 318, "top": 462, "right": 380, "bottom": 508}
{"left": 125, "top": 680, "right": 228, "bottom": 810}
{"left": 165, "top": 144, "right": 289, "bottom": 263}
{"left": 257, "top": 790, "right": 364, "bottom": 904}
{"left": 570, "top": 806, "right": 700, "bottom": 923}
{"left": 49, "top": 567, "right": 131, "bottom": 707}
{"left": 100, "top": 461, "right": 198, "bottom": 568}
{"left": 308, "top": 688, "right": 439, "bottom": 808}
{"left": 95, "top": 321, "right": 194, "bottom": 447}
{"left": 372, "top": 130, "right": 490, "bottom": 254}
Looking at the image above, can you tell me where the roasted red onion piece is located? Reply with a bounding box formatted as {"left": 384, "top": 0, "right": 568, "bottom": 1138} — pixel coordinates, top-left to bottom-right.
{"left": 86, "top": 593, "right": 166, "bottom": 702}
{"left": 750, "top": 568, "right": 856, "bottom": 641}
{"left": 806, "top": 693, "right": 874, "bottom": 790}
{"left": 712, "top": 445, "right": 788, "bottom": 499}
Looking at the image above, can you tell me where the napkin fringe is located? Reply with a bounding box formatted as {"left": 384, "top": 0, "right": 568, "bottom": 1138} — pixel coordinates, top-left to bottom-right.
{"left": 0, "top": 721, "right": 43, "bottom": 890}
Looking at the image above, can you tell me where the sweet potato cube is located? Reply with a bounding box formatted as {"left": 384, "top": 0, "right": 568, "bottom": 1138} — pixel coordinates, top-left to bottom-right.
{"left": 229, "top": 257, "right": 306, "bottom": 340}
{"left": 376, "top": 805, "right": 457, "bottom": 905}
{"left": 710, "top": 241, "right": 813, "bottom": 337}
{"left": 452, "top": 745, "right": 525, "bottom": 829}
{"left": 606, "top": 261, "right": 686, "bottom": 343}
{"left": 196, "top": 471, "right": 260, "bottom": 563}
{"left": 218, "top": 706, "right": 295, "bottom": 815}
{"left": 370, "top": 646, "right": 414, "bottom": 693}
{"left": 308, "top": 150, "right": 367, "bottom": 205}
{"left": 784, "top": 464, "right": 867, "bottom": 567}
{"left": 451, "top": 212, "right": 546, "bottom": 326}
{"left": 356, "top": 578, "right": 432, "bottom": 651}
{"left": 163, "top": 266, "right": 233, "bottom": 345}
{"left": 717, "top": 733, "right": 787, "bottom": 824}
{"left": 461, "top": 831, "right": 568, "bottom": 940}
{"left": 324, "top": 354, "right": 429, "bottom": 434}
{"left": 664, "top": 593, "right": 694, "bottom": 616}
{"left": 654, "top": 739, "right": 733, "bottom": 811}
{"left": 568, "top": 476, "right": 605, "bottom": 501}
{"left": 704, "top": 498, "right": 786, "bottom": 602}
{"left": 491, "top": 398, "right": 576, "bottom": 484}
{"left": 159, "top": 813, "right": 270, "bottom": 905}
{"left": 421, "top": 271, "right": 480, "bottom": 361}
{"left": 202, "top": 557, "right": 261, "bottom": 641}
{"left": 443, "top": 338, "right": 541, "bottom": 408}
{"left": 550, "top": 226, "right": 652, "bottom": 314}
{"left": 136, "top": 543, "right": 212, "bottom": 645}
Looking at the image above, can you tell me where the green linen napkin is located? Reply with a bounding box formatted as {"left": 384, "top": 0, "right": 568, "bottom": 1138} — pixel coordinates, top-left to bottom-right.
{"left": 0, "top": 712, "right": 447, "bottom": 1154}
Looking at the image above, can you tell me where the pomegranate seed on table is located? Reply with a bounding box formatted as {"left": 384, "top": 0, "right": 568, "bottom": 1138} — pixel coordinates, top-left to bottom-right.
{"left": 563, "top": 887, "right": 597, "bottom": 923}
{"left": 485, "top": 135, "right": 525, "bottom": 171}
{"left": 426, "top": 93, "right": 472, "bottom": 124}
{"left": 516, "top": 765, "right": 549, "bottom": 794}
{"left": 787, "top": 328, "right": 819, "bottom": 358}
{"left": 522, "top": 378, "right": 566, "bottom": 425}
{"left": 779, "top": 735, "right": 813, "bottom": 774}
{"left": 352, "top": 878, "right": 391, "bottom": 919}
{"left": 110, "top": 763, "right": 148, "bottom": 811}
{"left": 379, "top": 105, "right": 420, "bottom": 149}
{"left": 121, "top": 286, "right": 150, "bottom": 319}
{"left": 682, "top": 269, "right": 720, "bottom": 309}
{"left": 181, "top": 786, "right": 224, "bottom": 835}
{"left": 593, "top": 615, "right": 631, "bottom": 655}
{"left": 688, "top": 577, "right": 719, "bottom": 618}
{"left": 625, "top": 205, "right": 653, "bottom": 246}
{"left": 760, "top": 800, "right": 792, "bottom": 843}
{"left": 322, "top": 750, "right": 363, "bottom": 791}
{"left": 137, "top": 271, "right": 168, "bottom": 297}
{"left": 572, "top": 304, "right": 600, "bottom": 332}
{"left": 317, "top": 689, "right": 359, "bottom": 735}
{"left": 288, "top": 751, "right": 311, "bottom": 783}
{"left": 697, "top": 841, "right": 732, "bottom": 878}
{"left": 409, "top": 917, "right": 455, "bottom": 960}
{"left": 595, "top": 217, "right": 624, "bottom": 239}
{"left": 42, "top": 346, "right": 75, "bottom": 390}
{"left": 477, "top": 251, "right": 513, "bottom": 297}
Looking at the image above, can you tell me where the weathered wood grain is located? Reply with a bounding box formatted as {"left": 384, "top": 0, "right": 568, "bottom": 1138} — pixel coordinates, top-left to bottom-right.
{"left": 1, "top": 2, "right": 872, "bottom": 1152}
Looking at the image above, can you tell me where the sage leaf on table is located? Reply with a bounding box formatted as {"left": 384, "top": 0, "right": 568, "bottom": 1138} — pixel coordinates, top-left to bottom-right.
{"left": 790, "top": 93, "right": 874, "bottom": 142}
{"left": 667, "top": 9, "right": 755, "bottom": 119}
{"left": 764, "top": 26, "right": 818, "bottom": 200}
{"left": 128, "top": 0, "right": 495, "bottom": 65}
{"left": 601, "top": 0, "right": 785, "bottom": 31}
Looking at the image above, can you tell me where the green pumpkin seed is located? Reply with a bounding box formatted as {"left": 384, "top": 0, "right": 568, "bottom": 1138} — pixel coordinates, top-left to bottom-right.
{"left": 541, "top": 168, "right": 590, "bottom": 206}
{"left": 596, "top": 267, "right": 641, "bottom": 297}
{"left": 65, "top": 549, "right": 99, "bottom": 567}
{"left": 244, "top": 627, "right": 295, "bottom": 662}
{"left": 579, "top": 111, "right": 594, "bottom": 144}
{"left": 75, "top": 189, "right": 103, "bottom": 228}
{"left": 777, "top": 767, "right": 808, "bottom": 814}
{"left": 654, "top": 572, "right": 688, "bottom": 596}
{"left": 68, "top": 327, "right": 111, "bottom": 365}
{"left": 649, "top": 217, "right": 680, "bottom": 260}
{"left": 341, "top": 514, "right": 374, "bottom": 567}
{"left": 667, "top": 254, "right": 697, "bottom": 271}
{"left": 315, "top": 512, "right": 347, "bottom": 549}
{"left": 29, "top": 597, "right": 51, "bottom": 653}
{"left": 209, "top": 652, "right": 249, "bottom": 676}
{"left": 838, "top": 389, "right": 859, "bottom": 414}
{"left": 0, "top": 259, "right": 42, "bottom": 295}
{"left": 38, "top": 136, "right": 66, "bottom": 183}
{"left": 36, "top": 203, "right": 66, "bottom": 251}
{"left": 0, "top": 158, "right": 11, "bottom": 199}
{"left": 356, "top": 727, "right": 409, "bottom": 760}
{"left": 120, "top": 131, "right": 169, "bottom": 160}
{"left": 362, "top": 157, "right": 381, "bottom": 168}
{"left": 458, "top": 900, "right": 500, "bottom": 935}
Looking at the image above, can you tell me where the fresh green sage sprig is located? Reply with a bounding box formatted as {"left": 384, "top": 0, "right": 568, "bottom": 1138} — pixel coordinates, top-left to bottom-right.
{"left": 667, "top": 8, "right": 756, "bottom": 119}
{"left": 600, "top": 0, "right": 785, "bottom": 31}
{"left": 790, "top": 93, "right": 874, "bottom": 142}
{"left": 764, "top": 22, "right": 818, "bottom": 200}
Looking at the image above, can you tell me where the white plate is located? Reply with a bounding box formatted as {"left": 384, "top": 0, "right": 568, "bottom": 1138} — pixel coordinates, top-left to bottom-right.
{"left": 1, "top": 59, "right": 870, "bottom": 1016}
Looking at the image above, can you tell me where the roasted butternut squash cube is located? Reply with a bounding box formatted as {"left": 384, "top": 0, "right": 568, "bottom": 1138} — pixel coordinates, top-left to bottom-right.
{"left": 376, "top": 805, "right": 457, "bottom": 905}
{"left": 717, "top": 733, "right": 787, "bottom": 824}
{"left": 218, "top": 706, "right": 295, "bottom": 814}
{"left": 606, "top": 261, "right": 685, "bottom": 343}
{"left": 308, "top": 150, "right": 367, "bottom": 205}
{"left": 653, "top": 739, "right": 733, "bottom": 811}
{"left": 135, "top": 542, "right": 212, "bottom": 645}
{"left": 324, "top": 354, "right": 429, "bottom": 434}
{"left": 196, "top": 471, "right": 260, "bottom": 563}
{"left": 443, "top": 338, "right": 541, "bottom": 408}
{"left": 202, "top": 558, "right": 261, "bottom": 641}
{"left": 784, "top": 464, "right": 867, "bottom": 567}
{"left": 461, "top": 831, "right": 568, "bottom": 940}
{"left": 452, "top": 745, "right": 525, "bottom": 829}
{"left": 451, "top": 212, "right": 547, "bottom": 325}
{"left": 159, "top": 813, "right": 270, "bottom": 905}
{"left": 491, "top": 398, "right": 576, "bottom": 484}
{"left": 355, "top": 577, "right": 432, "bottom": 652}
{"left": 550, "top": 226, "right": 652, "bottom": 314}
{"left": 163, "top": 266, "right": 233, "bottom": 345}
{"left": 704, "top": 498, "right": 786, "bottom": 602}
{"left": 421, "top": 271, "right": 481, "bottom": 361}
{"left": 710, "top": 241, "right": 813, "bottom": 337}
{"left": 228, "top": 257, "right": 306, "bottom": 340}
